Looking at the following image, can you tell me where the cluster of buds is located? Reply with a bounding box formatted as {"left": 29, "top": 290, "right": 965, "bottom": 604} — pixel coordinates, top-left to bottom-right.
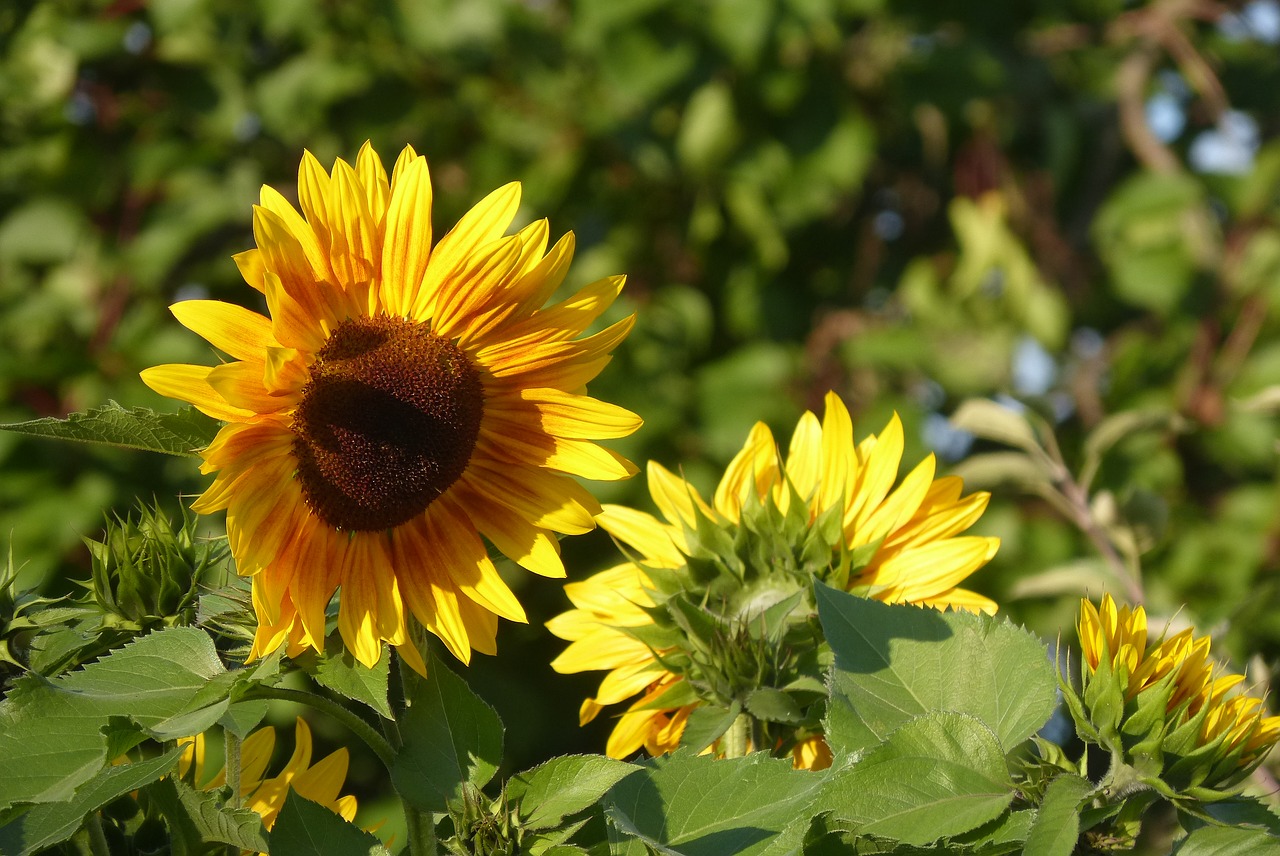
{"left": 85, "top": 501, "right": 225, "bottom": 632}
{"left": 1063, "top": 594, "right": 1280, "bottom": 798}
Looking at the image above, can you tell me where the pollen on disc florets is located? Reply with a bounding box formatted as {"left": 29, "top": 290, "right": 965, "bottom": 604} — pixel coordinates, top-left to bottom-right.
{"left": 291, "top": 315, "right": 484, "bottom": 532}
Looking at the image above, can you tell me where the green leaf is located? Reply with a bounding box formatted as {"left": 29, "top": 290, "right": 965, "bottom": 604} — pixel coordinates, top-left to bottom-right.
{"left": 270, "top": 791, "right": 389, "bottom": 856}
{"left": 390, "top": 650, "right": 503, "bottom": 813}
{"left": 812, "top": 711, "right": 1015, "bottom": 846}
{"left": 506, "top": 755, "right": 639, "bottom": 831}
{"left": 603, "top": 750, "right": 824, "bottom": 856}
{"left": 816, "top": 584, "right": 1057, "bottom": 756}
{"left": 1195, "top": 796, "right": 1280, "bottom": 835}
{"left": 0, "top": 750, "right": 180, "bottom": 856}
{"left": 1172, "top": 825, "right": 1280, "bottom": 855}
{"left": 744, "top": 688, "right": 804, "bottom": 725}
{"left": 949, "top": 399, "right": 1044, "bottom": 458}
{"left": 147, "top": 776, "right": 269, "bottom": 854}
{"left": 0, "top": 627, "right": 228, "bottom": 811}
{"left": 1022, "top": 774, "right": 1093, "bottom": 856}
{"left": 218, "top": 700, "right": 271, "bottom": 739}
{"left": 0, "top": 402, "right": 219, "bottom": 457}
{"left": 305, "top": 643, "right": 393, "bottom": 720}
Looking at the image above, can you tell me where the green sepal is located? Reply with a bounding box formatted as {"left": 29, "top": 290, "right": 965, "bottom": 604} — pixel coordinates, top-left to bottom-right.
{"left": 744, "top": 687, "right": 805, "bottom": 724}
{"left": 1059, "top": 671, "right": 1102, "bottom": 745}
{"left": 1081, "top": 649, "right": 1125, "bottom": 750}
{"left": 679, "top": 699, "right": 741, "bottom": 754}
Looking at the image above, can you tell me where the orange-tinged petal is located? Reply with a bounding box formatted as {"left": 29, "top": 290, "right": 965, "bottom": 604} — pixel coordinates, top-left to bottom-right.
{"left": 170, "top": 300, "right": 276, "bottom": 360}
{"left": 328, "top": 157, "right": 379, "bottom": 305}
{"left": 379, "top": 155, "right": 433, "bottom": 316}
{"left": 414, "top": 181, "right": 521, "bottom": 319}
{"left": 141, "top": 364, "right": 251, "bottom": 423}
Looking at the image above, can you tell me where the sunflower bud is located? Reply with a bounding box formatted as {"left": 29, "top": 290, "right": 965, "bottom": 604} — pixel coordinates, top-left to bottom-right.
{"left": 85, "top": 501, "right": 225, "bottom": 630}
{"left": 1067, "top": 595, "right": 1280, "bottom": 797}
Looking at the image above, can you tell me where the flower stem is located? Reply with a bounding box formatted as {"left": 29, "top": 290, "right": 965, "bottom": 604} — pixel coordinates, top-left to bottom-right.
{"left": 85, "top": 811, "right": 110, "bottom": 856}
{"left": 723, "top": 711, "right": 752, "bottom": 758}
{"left": 245, "top": 685, "right": 396, "bottom": 769}
{"left": 225, "top": 730, "right": 242, "bottom": 809}
{"left": 395, "top": 650, "right": 439, "bottom": 856}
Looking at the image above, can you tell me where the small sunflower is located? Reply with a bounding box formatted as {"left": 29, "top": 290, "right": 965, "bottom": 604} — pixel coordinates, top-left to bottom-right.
{"left": 178, "top": 717, "right": 356, "bottom": 832}
{"left": 144, "top": 143, "right": 640, "bottom": 670}
{"left": 548, "top": 391, "right": 998, "bottom": 763}
{"left": 1076, "top": 594, "right": 1280, "bottom": 777}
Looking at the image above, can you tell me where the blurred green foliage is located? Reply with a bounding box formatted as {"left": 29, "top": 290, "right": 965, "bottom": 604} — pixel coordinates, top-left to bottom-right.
{"left": 4, "top": 0, "right": 1280, "bottom": 819}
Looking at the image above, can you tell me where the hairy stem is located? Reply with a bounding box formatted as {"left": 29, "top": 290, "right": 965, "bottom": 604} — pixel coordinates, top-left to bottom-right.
{"left": 723, "top": 711, "right": 752, "bottom": 758}
{"left": 245, "top": 685, "right": 396, "bottom": 769}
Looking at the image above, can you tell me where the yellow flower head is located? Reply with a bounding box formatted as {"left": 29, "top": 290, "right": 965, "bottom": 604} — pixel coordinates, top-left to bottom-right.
{"left": 548, "top": 392, "right": 999, "bottom": 762}
{"left": 143, "top": 143, "right": 640, "bottom": 670}
{"left": 178, "top": 717, "right": 356, "bottom": 833}
{"left": 1075, "top": 595, "right": 1280, "bottom": 778}
{"left": 1077, "top": 593, "right": 1151, "bottom": 698}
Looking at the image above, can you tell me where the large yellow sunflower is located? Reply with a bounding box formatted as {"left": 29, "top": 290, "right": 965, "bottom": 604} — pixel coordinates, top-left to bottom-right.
{"left": 143, "top": 143, "right": 640, "bottom": 670}
{"left": 548, "top": 391, "right": 998, "bottom": 762}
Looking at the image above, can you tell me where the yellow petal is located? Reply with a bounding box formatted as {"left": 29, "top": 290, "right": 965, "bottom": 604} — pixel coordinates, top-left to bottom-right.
{"left": 414, "top": 181, "right": 521, "bottom": 319}
{"left": 355, "top": 140, "right": 390, "bottom": 228}
{"left": 379, "top": 155, "right": 433, "bottom": 317}
{"left": 233, "top": 249, "right": 267, "bottom": 293}
{"left": 647, "top": 461, "right": 713, "bottom": 529}
{"left": 460, "top": 461, "right": 599, "bottom": 535}
{"left": 141, "top": 364, "right": 251, "bottom": 423}
{"left": 817, "top": 391, "right": 856, "bottom": 515}
{"left": 596, "top": 505, "right": 685, "bottom": 569}
{"left": 713, "top": 422, "right": 780, "bottom": 521}
{"left": 784, "top": 410, "right": 823, "bottom": 505}
{"left": 328, "top": 157, "right": 379, "bottom": 305}
{"left": 854, "top": 454, "right": 936, "bottom": 547}
{"left": 846, "top": 412, "right": 905, "bottom": 534}
{"left": 291, "top": 748, "right": 350, "bottom": 808}
{"left": 433, "top": 234, "right": 525, "bottom": 340}
{"left": 337, "top": 550, "right": 387, "bottom": 669}
{"left": 454, "top": 482, "right": 565, "bottom": 577}
{"left": 432, "top": 497, "right": 528, "bottom": 623}
{"left": 206, "top": 361, "right": 289, "bottom": 415}
{"left": 170, "top": 301, "right": 275, "bottom": 361}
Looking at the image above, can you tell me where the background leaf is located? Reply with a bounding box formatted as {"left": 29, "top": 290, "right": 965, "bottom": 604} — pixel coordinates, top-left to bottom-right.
{"left": 146, "top": 776, "right": 270, "bottom": 855}
{"left": 304, "top": 643, "right": 393, "bottom": 720}
{"left": 1022, "top": 774, "right": 1093, "bottom": 856}
{"left": 1172, "top": 825, "right": 1280, "bottom": 855}
{"left": 0, "top": 402, "right": 218, "bottom": 457}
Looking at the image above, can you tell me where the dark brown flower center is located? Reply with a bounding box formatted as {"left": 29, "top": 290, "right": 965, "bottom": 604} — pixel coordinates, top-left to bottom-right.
{"left": 291, "top": 315, "right": 483, "bottom": 532}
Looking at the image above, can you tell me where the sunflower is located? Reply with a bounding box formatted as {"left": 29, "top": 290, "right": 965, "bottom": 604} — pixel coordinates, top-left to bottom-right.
{"left": 548, "top": 391, "right": 998, "bottom": 763}
{"left": 143, "top": 144, "right": 640, "bottom": 670}
{"left": 178, "top": 717, "right": 356, "bottom": 832}
{"left": 1076, "top": 594, "right": 1280, "bottom": 772}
